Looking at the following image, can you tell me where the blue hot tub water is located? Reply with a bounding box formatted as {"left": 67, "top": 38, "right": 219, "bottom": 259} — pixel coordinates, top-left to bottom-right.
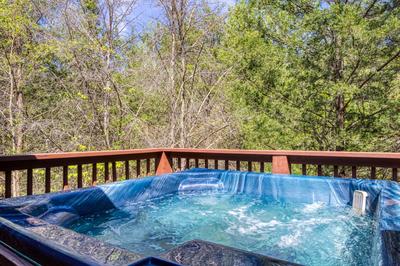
{"left": 69, "top": 191, "right": 376, "bottom": 265}
{"left": 1, "top": 168, "right": 400, "bottom": 266}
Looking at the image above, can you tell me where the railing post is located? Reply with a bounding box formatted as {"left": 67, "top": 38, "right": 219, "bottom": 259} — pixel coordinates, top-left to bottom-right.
{"left": 146, "top": 159, "right": 151, "bottom": 174}
{"left": 302, "top": 164, "right": 307, "bottom": 175}
{"left": 247, "top": 161, "right": 252, "bottom": 172}
{"left": 125, "top": 161, "right": 130, "bottom": 180}
{"left": 27, "top": 168, "right": 33, "bottom": 195}
{"left": 352, "top": 166, "right": 357, "bottom": 178}
{"left": 185, "top": 158, "right": 190, "bottom": 169}
{"left": 112, "top": 162, "right": 117, "bottom": 181}
{"left": 317, "top": 165, "right": 322, "bottom": 176}
{"left": 178, "top": 157, "right": 182, "bottom": 170}
{"left": 45, "top": 167, "right": 51, "bottom": 193}
{"left": 5, "top": 171, "right": 11, "bottom": 198}
{"left": 92, "top": 163, "right": 97, "bottom": 185}
{"left": 272, "top": 156, "right": 291, "bottom": 174}
{"left": 77, "top": 164, "right": 83, "bottom": 188}
{"left": 333, "top": 165, "right": 339, "bottom": 177}
{"left": 63, "top": 166, "right": 69, "bottom": 190}
{"left": 156, "top": 152, "right": 173, "bottom": 175}
{"left": 104, "top": 162, "right": 110, "bottom": 182}
{"left": 136, "top": 160, "right": 141, "bottom": 177}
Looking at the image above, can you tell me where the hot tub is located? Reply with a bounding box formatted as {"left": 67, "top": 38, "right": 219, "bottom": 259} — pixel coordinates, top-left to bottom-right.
{"left": 0, "top": 169, "right": 399, "bottom": 265}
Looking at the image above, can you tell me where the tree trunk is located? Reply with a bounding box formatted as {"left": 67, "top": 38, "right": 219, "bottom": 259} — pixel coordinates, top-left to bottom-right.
{"left": 13, "top": 89, "right": 23, "bottom": 197}
{"left": 8, "top": 66, "right": 23, "bottom": 197}
{"left": 169, "top": 28, "right": 177, "bottom": 147}
{"left": 335, "top": 93, "right": 345, "bottom": 151}
{"left": 103, "top": 81, "right": 111, "bottom": 149}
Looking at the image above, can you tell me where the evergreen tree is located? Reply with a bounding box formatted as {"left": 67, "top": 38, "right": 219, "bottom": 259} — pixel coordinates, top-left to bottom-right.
{"left": 220, "top": 0, "right": 400, "bottom": 151}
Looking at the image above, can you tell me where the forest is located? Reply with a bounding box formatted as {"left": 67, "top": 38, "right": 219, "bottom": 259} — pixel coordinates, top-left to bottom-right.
{"left": 1, "top": 0, "right": 399, "bottom": 155}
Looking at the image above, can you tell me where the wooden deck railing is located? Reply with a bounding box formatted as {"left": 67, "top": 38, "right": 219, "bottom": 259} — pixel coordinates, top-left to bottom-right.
{"left": 0, "top": 149, "right": 166, "bottom": 198}
{"left": 0, "top": 148, "right": 399, "bottom": 198}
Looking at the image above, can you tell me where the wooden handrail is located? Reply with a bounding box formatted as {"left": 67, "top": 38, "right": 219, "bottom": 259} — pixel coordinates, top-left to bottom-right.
{"left": 0, "top": 148, "right": 399, "bottom": 198}
{"left": 2, "top": 148, "right": 399, "bottom": 167}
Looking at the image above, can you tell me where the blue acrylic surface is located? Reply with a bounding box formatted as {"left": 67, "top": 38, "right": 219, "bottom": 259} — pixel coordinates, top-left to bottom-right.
{"left": 0, "top": 168, "right": 400, "bottom": 266}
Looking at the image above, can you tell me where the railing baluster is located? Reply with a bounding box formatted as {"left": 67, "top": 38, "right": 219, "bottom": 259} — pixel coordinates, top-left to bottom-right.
{"left": 214, "top": 159, "right": 218, "bottom": 169}
{"left": 63, "top": 166, "right": 69, "bottom": 190}
{"left": 104, "top": 162, "right": 110, "bottom": 182}
{"left": 195, "top": 158, "right": 199, "bottom": 168}
{"left": 205, "top": 159, "right": 209, "bottom": 168}
{"left": 225, "top": 160, "right": 229, "bottom": 170}
{"left": 177, "top": 157, "right": 182, "bottom": 170}
{"left": 5, "top": 170, "right": 11, "bottom": 198}
{"left": 302, "top": 164, "right": 307, "bottom": 175}
{"left": 136, "top": 160, "right": 141, "bottom": 177}
{"left": 317, "top": 165, "right": 322, "bottom": 176}
{"left": 146, "top": 159, "right": 151, "bottom": 174}
{"left": 77, "top": 164, "right": 83, "bottom": 188}
{"left": 352, "top": 166, "right": 357, "bottom": 178}
{"left": 92, "top": 163, "right": 97, "bottom": 185}
{"left": 27, "top": 168, "right": 33, "bottom": 195}
{"left": 125, "top": 161, "right": 130, "bottom": 179}
{"left": 45, "top": 167, "right": 51, "bottom": 193}
{"left": 185, "top": 158, "right": 190, "bottom": 169}
{"left": 260, "top": 162, "right": 265, "bottom": 172}
{"left": 371, "top": 166, "right": 376, "bottom": 179}
{"left": 112, "top": 162, "right": 117, "bottom": 181}
{"left": 333, "top": 165, "right": 338, "bottom": 177}
{"left": 236, "top": 160, "right": 240, "bottom": 171}
{"left": 393, "top": 168, "right": 398, "bottom": 181}
{"left": 248, "top": 161, "right": 252, "bottom": 172}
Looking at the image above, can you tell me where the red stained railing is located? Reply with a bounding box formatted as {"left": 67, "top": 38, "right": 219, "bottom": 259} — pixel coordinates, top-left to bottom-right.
{"left": 0, "top": 148, "right": 399, "bottom": 198}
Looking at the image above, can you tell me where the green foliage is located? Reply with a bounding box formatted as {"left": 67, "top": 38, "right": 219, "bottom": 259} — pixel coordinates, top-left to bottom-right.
{"left": 220, "top": 0, "right": 400, "bottom": 151}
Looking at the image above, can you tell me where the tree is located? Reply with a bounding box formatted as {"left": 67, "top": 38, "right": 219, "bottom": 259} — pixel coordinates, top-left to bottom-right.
{"left": 220, "top": 0, "right": 400, "bottom": 152}
{"left": 131, "top": 0, "right": 236, "bottom": 148}
{"left": 0, "top": 0, "right": 53, "bottom": 195}
{"left": 54, "top": 0, "right": 140, "bottom": 150}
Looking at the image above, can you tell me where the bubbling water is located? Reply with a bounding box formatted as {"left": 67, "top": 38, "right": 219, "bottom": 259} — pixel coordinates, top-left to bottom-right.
{"left": 68, "top": 191, "right": 377, "bottom": 266}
